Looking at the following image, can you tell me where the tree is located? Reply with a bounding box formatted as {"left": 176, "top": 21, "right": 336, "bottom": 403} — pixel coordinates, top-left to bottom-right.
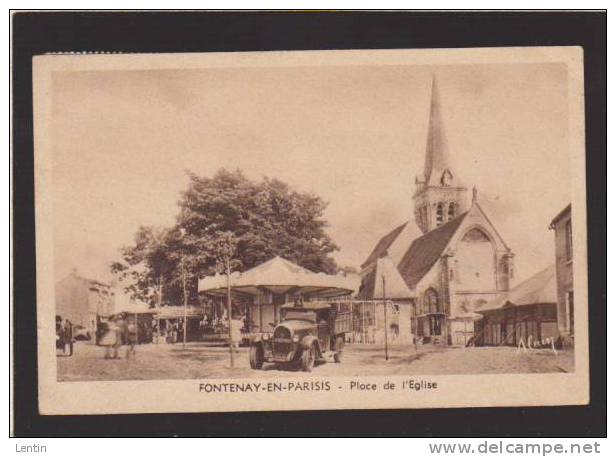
{"left": 112, "top": 168, "right": 340, "bottom": 305}
{"left": 111, "top": 226, "right": 179, "bottom": 306}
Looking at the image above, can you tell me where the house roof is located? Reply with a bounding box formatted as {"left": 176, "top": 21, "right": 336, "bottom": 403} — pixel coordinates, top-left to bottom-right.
{"left": 357, "top": 257, "right": 414, "bottom": 300}
{"left": 477, "top": 265, "right": 557, "bottom": 312}
{"left": 361, "top": 222, "right": 408, "bottom": 268}
{"left": 550, "top": 203, "right": 572, "bottom": 228}
{"left": 60, "top": 269, "right": 112, "bottom": 288}
{"left": 397, "top": 212, "right": 468, "bottom": 289}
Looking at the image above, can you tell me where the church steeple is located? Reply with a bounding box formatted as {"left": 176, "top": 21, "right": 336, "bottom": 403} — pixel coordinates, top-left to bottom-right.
{"left": 423, "top": 75, "right": 452, "bottom": 186}
{"left": 413, "top": 75, "right": 468, "bottom": 234}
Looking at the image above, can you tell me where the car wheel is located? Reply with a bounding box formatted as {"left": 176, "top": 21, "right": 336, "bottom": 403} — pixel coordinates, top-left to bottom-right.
{"left": 300, "top": 344, "right": 316, "bottom": 372}
{"left": 249, "top": 344, "right": 264, "bottom": 369}
{"left": 334, "top": 336, "right": 344, "bottom": 363}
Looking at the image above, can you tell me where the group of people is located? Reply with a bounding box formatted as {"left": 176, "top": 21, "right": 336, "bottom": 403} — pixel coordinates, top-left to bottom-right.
{"left": 55, "top": 317, "right": 74, "bottom": 356}
{"left": 99, "top": 314, "right": 138, "bottom": 359}
{"left": 155, "top": 320, "right": 184, "bottom": 344}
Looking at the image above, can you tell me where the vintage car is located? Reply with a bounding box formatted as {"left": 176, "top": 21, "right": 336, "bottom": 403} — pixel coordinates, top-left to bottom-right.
{"left": 249, "top": 301, "right": 351, "bottom": 372}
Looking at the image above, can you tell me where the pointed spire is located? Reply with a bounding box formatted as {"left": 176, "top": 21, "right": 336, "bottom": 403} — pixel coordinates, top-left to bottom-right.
{"left": 423, "top": 75, "right": 452, "bottom": 186}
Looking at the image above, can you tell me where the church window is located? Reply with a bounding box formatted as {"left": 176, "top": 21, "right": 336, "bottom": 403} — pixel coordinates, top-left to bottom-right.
{"left": 421, "top": 206, "right": 428, "bottom": 231}
{"left": 462, "top": 228, "right": 491, "bottom": 242}
{"left": 424, "top": 288, "right": 440, "bottom": 314}
{"left": 448, "top": 202, "right": 456, "bottom": 221}
{"left": 441, "top": 170, "right": 453, "bottom": 187}
{"left": 436, "top": 203, "right": 444, "bottom": 226}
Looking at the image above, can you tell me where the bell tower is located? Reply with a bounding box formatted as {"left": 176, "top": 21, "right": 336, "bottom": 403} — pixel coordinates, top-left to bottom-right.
{"left": 413, "top": 76, "right": 468, "bottom": 234}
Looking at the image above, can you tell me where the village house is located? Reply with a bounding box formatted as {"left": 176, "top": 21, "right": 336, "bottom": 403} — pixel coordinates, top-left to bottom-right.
{"left": 550, "top": 204, "right": 574, "bottom": 348}
{"left": 55, "top": 269, "right": 115, "bottom": 338}
{"left": 359, "top": 76, "right": 514, "bottom": 346}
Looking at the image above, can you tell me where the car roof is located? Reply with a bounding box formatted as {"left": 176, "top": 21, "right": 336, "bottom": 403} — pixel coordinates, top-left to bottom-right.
{"left": 280, "top": 302, "right": 333, "bottom": 310}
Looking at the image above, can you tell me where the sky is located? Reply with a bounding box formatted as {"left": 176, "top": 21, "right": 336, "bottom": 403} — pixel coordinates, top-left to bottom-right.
{"left": 51, "top": 61, "right": 571, "bottom": 286}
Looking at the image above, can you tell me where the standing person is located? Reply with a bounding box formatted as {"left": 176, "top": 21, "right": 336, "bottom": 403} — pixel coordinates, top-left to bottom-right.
{"left": 171, "top": 322, "right": 178, "bottom": 344}
{"left": 177, "top": 319, "right": 184, "bottom": 344}
{"left": 125, "top": 318, "right": 138, "bottom": 359}
{"left": 113, "top": 315, "right": 125, "bottom": 358}
{"left": 58, "top": 319, "right": 67, "bottom": 354}
{"left": 100, "top": 316, "right": 120, "bottom": 359}
{"left": 64, "top": 319, "right": 74, "bottom": 356}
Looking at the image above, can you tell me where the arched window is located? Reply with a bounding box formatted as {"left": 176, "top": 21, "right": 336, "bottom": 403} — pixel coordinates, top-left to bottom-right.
{"left": 421, "top": 206, "right": 428, "bottom": 231}
{"left": 448, "top": 202, "right": 456, "bottom": 221}
{"left": 457, "top": 227, "right": 495, "bottom": 290}
{"left": 424, "top": 288, "right": 440, "bottom": 314}
{"left": 441, "top": 170, "right": 453, "bottom": 186}
{"left": 436, "top": 203, "right": 444, "bottom": 226}
{"left": 462, "top": 228, "right": 491, "bottom": 242}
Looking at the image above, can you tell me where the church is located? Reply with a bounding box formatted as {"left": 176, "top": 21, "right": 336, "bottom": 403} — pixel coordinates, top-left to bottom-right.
{"left": 358, "top": 77, "right": 515, "bottom": 346}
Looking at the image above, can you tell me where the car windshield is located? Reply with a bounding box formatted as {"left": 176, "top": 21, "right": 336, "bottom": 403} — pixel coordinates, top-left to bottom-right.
{"left": 282, "top": 310, "right": 317, "bottom": 322}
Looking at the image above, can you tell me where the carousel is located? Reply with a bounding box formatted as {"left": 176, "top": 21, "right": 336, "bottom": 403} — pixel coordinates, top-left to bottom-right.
{"left": 198, "top": 256, "right": 359, "bottom": 334}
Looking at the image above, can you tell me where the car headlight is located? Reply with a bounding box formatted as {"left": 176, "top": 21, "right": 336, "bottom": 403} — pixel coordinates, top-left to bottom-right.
{"left": 262, "top": 333, "right": 270, "bottom": 340}
{"left": 292, "top": 335, "right": 300, "bottom": 343}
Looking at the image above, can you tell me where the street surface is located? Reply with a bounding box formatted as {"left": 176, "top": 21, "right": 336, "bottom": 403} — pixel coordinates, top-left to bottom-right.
{"left": 57, "top": 341, "right": 575, "bottom": 382}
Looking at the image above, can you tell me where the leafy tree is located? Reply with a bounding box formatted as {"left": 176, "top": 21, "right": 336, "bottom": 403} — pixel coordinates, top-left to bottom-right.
{"left": 111, "top": 226, "right": 178, "bottom": 306}
{"left": 112, "top": 168, "right": 339, "bottom": 305}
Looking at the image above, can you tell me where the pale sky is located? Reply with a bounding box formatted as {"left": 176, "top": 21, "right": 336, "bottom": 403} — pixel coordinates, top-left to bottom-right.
{"left": 51, "top": 62, "right": 570, "bottom": 285}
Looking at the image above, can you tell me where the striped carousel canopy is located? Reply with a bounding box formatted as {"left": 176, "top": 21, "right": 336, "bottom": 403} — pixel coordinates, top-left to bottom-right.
{"left": 198, "top": 256, "right": 359, "bottom": 299}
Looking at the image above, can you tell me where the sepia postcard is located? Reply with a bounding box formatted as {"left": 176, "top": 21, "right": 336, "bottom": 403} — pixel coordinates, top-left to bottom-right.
{"left": 33, "top": 46, "right": 589, "bottom": 415}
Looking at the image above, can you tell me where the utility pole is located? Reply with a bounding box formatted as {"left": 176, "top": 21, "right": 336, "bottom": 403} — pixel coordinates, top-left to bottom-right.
{"left": 181, "top": 256, "right": 188, "bottom": 349}
{"left": 382, "top": 274, "right": 389, "bottom": 361}
{"left": 158, "top": 273, "right": 163, "bottom": 308}
{"left": 226, "top": 253, "right": 234, "bottom": 368}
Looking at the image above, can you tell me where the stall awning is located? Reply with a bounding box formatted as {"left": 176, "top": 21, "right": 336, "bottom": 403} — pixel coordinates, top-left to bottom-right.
{"left": 112, "top": 293, "right": 157, "bottom": 315}
{"left": 155, "top": 306, "right": 205, "bottom": 319}
{"left": 477, "top": 265, "right": 557, "bottom": 313}
{"left": 198, "top": 256, "right": 359, "bottom": 298}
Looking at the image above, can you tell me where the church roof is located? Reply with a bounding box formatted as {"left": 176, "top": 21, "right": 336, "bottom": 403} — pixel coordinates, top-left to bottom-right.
{"left": 477, "top": 265, "right": 556, "bottom": 312}
{"left": 397, "top": 211, "right": 468, "bottom": 289}
{"left": 357, "top": 257, "right": 414, "bottom": 300}
{"left": 361, "top": 222, "right": 408, "bottom": 268}
{"left": 422, "top": 76, "right": 463, "bottom": 188}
